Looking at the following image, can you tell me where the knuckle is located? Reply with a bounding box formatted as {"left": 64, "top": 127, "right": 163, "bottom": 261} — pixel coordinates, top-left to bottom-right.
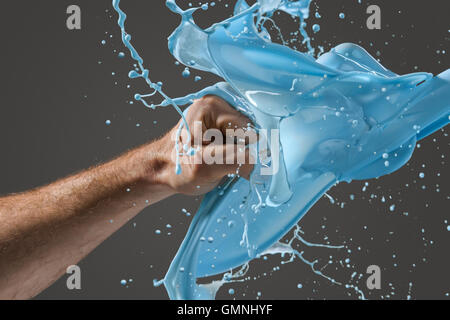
{"left": 199, "top": 95, "right": 224, "bottom": 109}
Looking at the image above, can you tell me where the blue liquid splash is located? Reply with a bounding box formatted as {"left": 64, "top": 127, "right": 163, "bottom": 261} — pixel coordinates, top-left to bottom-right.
{"left": 112, "top": 0, "right": 449, "bottom": 299}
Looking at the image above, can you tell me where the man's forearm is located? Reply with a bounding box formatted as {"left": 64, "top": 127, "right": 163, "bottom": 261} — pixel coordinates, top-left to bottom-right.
{"left": 0, "top": 96, "right": 253, "bottom": 300}
{"left": 0, "top": 138, "right": 174, "bottom": 299}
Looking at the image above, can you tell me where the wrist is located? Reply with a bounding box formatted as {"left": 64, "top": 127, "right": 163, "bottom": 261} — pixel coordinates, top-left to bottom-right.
{"left": 131, "top": 134, "right": 178, "bottom": 195}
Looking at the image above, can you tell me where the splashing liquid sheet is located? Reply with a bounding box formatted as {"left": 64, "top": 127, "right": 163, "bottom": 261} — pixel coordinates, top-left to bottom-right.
{"left": 112, "top": 0, "right": 449, "bottom": 299}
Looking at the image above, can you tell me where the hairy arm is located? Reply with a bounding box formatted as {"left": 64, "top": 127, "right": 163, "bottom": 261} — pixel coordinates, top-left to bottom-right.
{"left": 0, "top": 96, "right": 253, "bottom": 299}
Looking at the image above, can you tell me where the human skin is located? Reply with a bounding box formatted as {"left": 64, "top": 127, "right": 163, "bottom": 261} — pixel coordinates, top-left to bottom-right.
{"left": 0, "top": 96, "right": 254, "bottom": 299}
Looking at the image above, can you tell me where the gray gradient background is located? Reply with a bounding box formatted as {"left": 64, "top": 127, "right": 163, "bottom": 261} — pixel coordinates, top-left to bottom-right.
{"left": 0, "top": 0, "right": 448, "bottom": 299}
